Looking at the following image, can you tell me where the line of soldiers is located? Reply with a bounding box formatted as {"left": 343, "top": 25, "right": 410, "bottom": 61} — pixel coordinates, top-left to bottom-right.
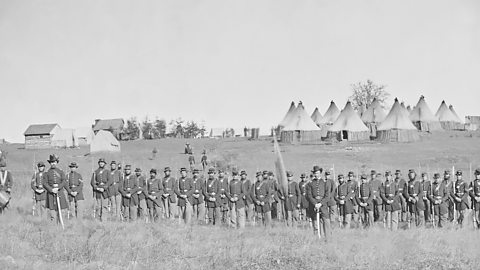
{"left": 28, "top": 154, "right": 480, "bottom": 235}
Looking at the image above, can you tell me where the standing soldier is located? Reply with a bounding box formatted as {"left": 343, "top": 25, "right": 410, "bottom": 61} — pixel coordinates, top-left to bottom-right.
{"left": 176, "top": 168, "right": 193, "bottom": 224}
{"left": 240, "top": 170, "right": 254, "bottom": 224}
{"left": 134, "top": 168, "right": 148, "bottom": 220}
{"left": 191, "top": 169, "right": 205, "bottom": 224}
{"left": 346, "top": 171, "right": 359, "bottom": 228}
{"left": 306, "top": 166, "right": 332, "bottom": 238}
{"left": 217, "top": 169, "right": 230, "bottom": 225}
{"left": 451, "top": 170, "right": 469, "bottom": 227}
{"left": 325, "top": 171, "right": 337, "bottom": 227}
{"left": 370, "top": 171, "right": 383, "bottom": 223}
{"left": 161, "top": 167, "right": 177, "bottom": 219}
{"left": 43, "top": 154, "right": 68, "bottom": 222}
{"left": 469, "top": 169, "right": 480, "bottom": 229}
{"left": 335, "top": 174, "right": 352, "bottom": 228}
{"left": 299, "top": 173, "right": 310, "bottom": 225}
{"left": 227, "top": 170, "right": 246, "bottom": 228}
{"left": 204, "top": 168, "right": 220, "bottom": 225}
{"left": 285, "top": 171, "right": 301, "bottom": 227}
{"left": 65, "top": 162, "right": 84, "bottom": 219}
{"left": 119, "top": 165, "right": 138, "bottom": 221}
{"left": 356, "top": 174, "right": 374, "bottom": 228}
{"left": 0, "top": 157, "right": 12, "bottom": 214}
{"left": 403, "top": 170, "right": 425, "bottom": 228}
{"left": 108, "top": 161, "right": 122, "bottom": 219}
{"left": 420, "top": 172, "right": 432, "bottom": 224}
{"left": 188, "top": 154, "right": 195, "bottom": 171}
{"left": 380, "top": 171, "right": 401, "bottom": 230}
{"left": 394, "top": 170, "right": 407, "bottom": 222}
{"left": 266, "top": 172, "right": 281, "bottom": 221}
{"left": 91, "top": 158, "right": 112, "bottom": 221}
{"left": 201, "top": 151, "right": 208, "bottom": 172}
{"left": 146, "top": 169, "right": 163, "bottom": 222}
{"left": 443, "top": 170, "right": 455, "bottom": 222}
{"left": 429, "top": 173, "right": 449, "bottom": 228}
{"left": 31, "top": 162, "right": 46, "bottom": 217}
{"left": 251, "top": 171, "right": 271, "bottom": 227}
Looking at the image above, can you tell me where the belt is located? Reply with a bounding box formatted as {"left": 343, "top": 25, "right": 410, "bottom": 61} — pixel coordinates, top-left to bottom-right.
{"left": 53, "top": 184, "right": 59, "bottom": 188}
{"left": 412, "top": 193, "right": 417, "bottom": 197}
{"left": 435, "top": 196, "right": 442, "bottom": 199}
{"left": 288, "top": 194, "right": 293, "bottom": 197}
{"left": 165, "top": 188, "right": 171, "bottom": 191}
{"left": 151, "top": 191, "right": 156, "bottom": 194}
{"left": 456, "top": 193, "right": 464, "bottom": 196}
{"left": 259, "top": 195, "right": 265, "bottom": 198}
{"left": 361, "top": 197, "right": 368, "bottom": 200}
{"left": 194, "top": 190, "right": 199, "bottom": 193}
{"left": 302, "top": 193, "right": 306, "bottom": 196}
{"left": 127, "top": 188, "right": 131, "bottom": 191}
{"left": 220, "top": 189, "right": 225, "bottom": 192}
{"left": 387, "top": 194, "right": 393, "bottom": 197}
{"left": 315, "top": 196, "right": 321, "bottom": 200}
{"left": 476, "top": 193, "right": 480, "bottom": 196}
{"left": 71, "top": 185, "right": 76, "bottom": 188}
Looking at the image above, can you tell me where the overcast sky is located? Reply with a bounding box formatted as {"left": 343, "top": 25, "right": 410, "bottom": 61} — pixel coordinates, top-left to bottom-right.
{"left": 1, "top": 0, "right": 479, "bottom": 142}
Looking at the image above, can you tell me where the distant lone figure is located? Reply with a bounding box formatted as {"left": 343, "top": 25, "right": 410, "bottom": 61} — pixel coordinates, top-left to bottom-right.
{"left": 184, "top": 143, "right": 193, "bottom": 155}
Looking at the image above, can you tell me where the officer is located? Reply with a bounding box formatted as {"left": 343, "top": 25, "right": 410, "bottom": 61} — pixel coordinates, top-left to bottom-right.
{"left": 31, "top": 162, "right": 46, "bottom": 217}
{"left": 65, "top": 162, "right": 84, "bottom": 219}
{"left": 91, "top": 158, "right": 112, "bottom": 221}
{"left": 43, "top": 154, "right": 68, "bottom": 222}
{"left": 306, "top": 166, "right": 332, "bottom": 239}
{"left": 146, "top": 169, "right": 163, "bottom": 222}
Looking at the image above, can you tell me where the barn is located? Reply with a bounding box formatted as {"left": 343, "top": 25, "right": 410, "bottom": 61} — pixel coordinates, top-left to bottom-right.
{"left": 24, "top": 124, "right": 61, "bottom": 149}
{"left": 93, "top": 119, "right": 125, "bottom": 140}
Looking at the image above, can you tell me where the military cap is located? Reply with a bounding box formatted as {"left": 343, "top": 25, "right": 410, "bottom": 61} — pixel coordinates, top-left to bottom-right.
{"left": 408, "top": 169, "right": 415, "bottom": 174}
{"left": 300, "top": 173, "right": 306, "bottom": 178}
{"left": 325, "top": 171, "right": 331, "bottom": 176}
{"left": 180, "top": 168, "right": 187, "bottom": 172}
{"left": 98, "top": 158, "right": 106, "bottom": 163}
{"left": 385, "top": 170, "right": 392, "bottom": 176}
{"left": 475, "top": 169, "right": 480, "bottom": 175}
{"left": 348, "top": 171, "right": 354, "bottom": 176}
{"left": 150, "top": 169, "right": 157, "bottom": 174}
{"left": 232, "top": 169, "right": 239, "bottom": 176}
{"left": 338, "top": 174, "right": 344, "bottom": 179}
{"left": 433, "top": 173, "right": 440, "bottom": 179}
{"left": 376, "top": 173, "right": 383, "bottom": 177}
{"left": 37, "top": 161, "right": 45, "bottom": 167}
{"left": 0, "top": 161, "right": 5, "bottom": 167}
{"left": 47, "top": 154, "right": 59, "bottom": 163}
{"left": 240, "top": 170, "right": 247, "bottom": 176}
{"left": 262, "top": 170, "right": 268, "bottom": 175}
{"left": 208, "top": 168, "right": 216, "bottom": 174}
{"left": 421, "top": 172, "right": 427, "bottom": 177}
{"left": 395, "top": 170, "right": 401, "bottom": 174}
{"left": 361, "top": 174, "right": 367, "bottom": 179}
{"left": 110, "top": 161, "right": 116, "bottom": 165}
{"left": 312, "top": 166, "right": 322, "bottom": 173}
{"left": 444, "top": 170, "right": 450, "bottom": 175}
{"left": 124, "top": 165, "right": 132, "bottom": 170}
{"left": 268, "top": 171, "right": 274, "bottom": 176}
{"left": 193, "top": 169, "right": 200, "bottom": 174}
{"left": 256, "top": 171, "right": 262, "bottom": 177}
{"left": 135, "top": 168, "right": 142, "bottom": 172}
{"left": 164, "top": 167, "right": 171, "bottom": 172}
{"left": 371, "top": 170, "right": 377, "bottom": 174}
{"left": 286, "top": 171, "right": 293, "bottom": 177}
{"left": 456, "top": 170, "right": 462, "bottom": 176}
{"left": 69, "top": 162, "right": 78, "bottom": 168}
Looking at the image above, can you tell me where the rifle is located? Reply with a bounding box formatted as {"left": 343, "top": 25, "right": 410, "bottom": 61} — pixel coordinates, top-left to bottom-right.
{"left": 66, "top": 166, "right": 71, "bottom": 220}
{"left": 452, "top": 165, "right": 457, "bottom": 226}
{"left": 430, "top": 181, "right": 435, "bottom": 228}
{"left": 32, "top": 153, "right": 36, "bottom": 216}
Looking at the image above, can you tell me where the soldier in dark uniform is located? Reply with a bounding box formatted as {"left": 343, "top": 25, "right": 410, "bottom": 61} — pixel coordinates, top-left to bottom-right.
{"left": 356, "top": 174, "right": 374, "bottom": 228}
{"left": 285, "top": 171, "right": 300, "bottom": 227}
{"left": 240, "top": 170, "right": 254, "bottom": 224}
{"left": 335, "top": 174, "right": 350, "bottom": 228}
{"left": 31, "top": 162, "right": 46, "bottom": 217}
{"left": 108, "top": 161, "right": 122, "bottom": 219}
{"left": 468, "top": 169, "right": 480, "bottom": 229}
{"left": 0, "top": 157, "right": 12, "bottom": 214}
{"left": 267, "top": 171, "right": 283, "bottom": 221}
{"left": 43, "top": 154, "right": 68, "bottom": 222}
{"left": 204, "top": 168, "right": 220, "bottom": 225}
{"left": 370, "top": 171, "right": 383, "bottom": 223}
{"left": 119, "top": 165, "right": 138, "bottom": 221}
{"left": 201, "top": 151, "right": 208, "bottom": 172}
{"left": 298, "top": 173, "right": 310, "bottom": 224}
{"left": 306, "top": 166, "right": 332, "bottom": 238}
{"left": 65, "top": 162, "right": 84, "bottom": 219}
{"left": 429, "top": 173, "right": 449, "bottom": 228}
{"left": 251, "top": 171, "right": 271, "bottom": 227}
{"left": 451, "top": 170, "right": 469, "bottom": 227}
{"left": 346, "top": 171, "right": 359, "bottom": 228}
{"left": 443, "top": 170, "right": 455, "bottom": 222}
{"left": 161, "top": 167, "right": 177, "bottom": 219}
{"left": 191, "top": 169, "right": 205, "bottom": 224}
{"left": 134, "top": 168, "right": 147, "bottom": 220}
{"left": 175, "top": 168, "right": 193, "bottom": 224}
{"left": 217, "top": 169, "right": 229, "bottom": 225}
{"left": 420, "top": 172, "right": 432, "bottom": 224}
{"left": 325, "top": 171, "right": 337, "bottom": 227}
{"left": 380, "top": 171, "right": 401, "bottom": 230}
{"left": 91, "top": 158, "right": 112, "bottom": 221}
{"left": 403, "top": 169, "right": 425, "bottom": 228}
{"left": 226, "top": 169, "right": 246, "bottom": 228}
{"left": 394, "top": 170, "right": 407, "bottom": 222}
{"left": 146, "top": 169, "right": 163, "bottom": 222}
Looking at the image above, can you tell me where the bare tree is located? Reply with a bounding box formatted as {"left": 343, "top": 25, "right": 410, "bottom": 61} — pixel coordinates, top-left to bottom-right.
{"left": 350, "top": 79, "right": 390, "bottom": 110}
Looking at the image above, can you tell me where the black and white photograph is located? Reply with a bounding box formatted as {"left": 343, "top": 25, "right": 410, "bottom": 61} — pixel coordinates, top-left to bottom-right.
{"left": 0, "top": 1, "right": 479, "bottom": 269}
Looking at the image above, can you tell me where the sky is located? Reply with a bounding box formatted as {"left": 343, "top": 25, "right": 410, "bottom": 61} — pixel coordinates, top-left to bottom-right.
{"left": 0, "top": 0, "right": 479, "bottom": 142}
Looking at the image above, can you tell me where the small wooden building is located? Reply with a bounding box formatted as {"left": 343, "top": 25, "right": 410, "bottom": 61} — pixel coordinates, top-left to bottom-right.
{"left": 93, "top": 119, "right": 125, "bottom": 140}
{"left": 24, "top": 124, "right": 61, "bottom": 149}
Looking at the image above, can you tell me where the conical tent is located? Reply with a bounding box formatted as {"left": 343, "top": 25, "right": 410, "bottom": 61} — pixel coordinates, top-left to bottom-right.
{"left": 319, "top": 101, "right": 340, "bottom": 125}
{"left": 376, "top": 98, "right": 420, "bottom": 142}
{"left": 279, "top": 101, "right": 296, "bottom": 127}
{"left": 435, "top": 101, "right": 462, "bottom": 130}
{"left": 90, "top": 130, "right": 121, "bottom": 154}
{"left": 409, "top": 96, "right": 442, "bottom": 131}
{"left": 282, "top": 102, "right": 320, "bottom": 131}
{"left": 311, "top": 107, "right": 323, "bottom": 126}
{"left": 280, "top": 102, "right": 322, "bottom": 144}
{"left": 361, "top": 98, "right": 387, "bottom": 123}
{"left": 327, "top": 101, "right": 369, "bottom": 141}
{"left": 449, "top": 105, "right": 463, "bottom": 123}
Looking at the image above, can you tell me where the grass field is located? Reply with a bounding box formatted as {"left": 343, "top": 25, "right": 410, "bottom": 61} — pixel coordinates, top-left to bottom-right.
{"left": 1, "top": 131, "right": 480, "bottom": 269}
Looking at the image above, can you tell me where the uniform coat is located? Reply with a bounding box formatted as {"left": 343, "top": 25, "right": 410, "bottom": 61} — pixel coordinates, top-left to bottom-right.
{"left": 429, "top": 180, "right": 449, "bottom": 215}
{"left": 356, "top": 182, "right": 374, "bottom": 211}
{"left": 241, "top": 179, "right": 253, "bottom": 206}
{"left": 335, "top": 182, "right": 355, "bottom": 214}
{"left": 217, "top": 177, "right": 229, "bottom": 210}
{"left": 285, "top": 180, "right": 300, "bottom": 211}
{"left": 119, "top": 174, "right": 139, "bottom": 207}
{"left": 146, "top": 177, "right": 163, "bottom": 208}
{"left": 175, "top": 177, "right": 193, "bottom": 207}
{"left": 0, "top": 170, "right": 13, "bottom": 192}
{"left": 469, "top": 180, "right": 480, "bottom": 210}
{"left": 108, "top": 170, "right": 122, "bottom": 197}
{"left": 451, "top": 180, "right": 469, "bottom": 210}
{"left": 162, "top": 176, "right": 177, "bottom": 203}
{"left": 226, "top": 179, "right": 245, "bottom": 209}
{"left": 65, "top": 171, "right": 85, "bottom": 202}
{"left": 306, "top": 179, "right": 331, "bottom": 217}
{"left": 43, "top": 167, "right": 68, "bottom": 210}
{"left": 31, "top": 172, "right": 46, "bottom": 201}
{"left": 191, "top": 177, "right": 205, "bottom": 205}
{"left": 251, "top": 180, "right": 270, "bottom": 213}
{"left": 91, "top": 168, "right": 112, "bottom": 199}
{"left": 136, "top": 175, "right": 147, "bottom": 201}
{"left": 204, "top": 178, "right": 220, "bottom": 208}
{"left": 380, "top": 181, "right": 401, "bottom": 212}
{"left": 299, "top": 180, "right": 310, "bottom": 209}
{"left": 403, "top": 180, "right": 425, "bottom": 212}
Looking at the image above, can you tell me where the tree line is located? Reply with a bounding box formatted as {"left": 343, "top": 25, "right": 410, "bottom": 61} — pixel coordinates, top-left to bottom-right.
{"left": 120, "top": 117, "right": 207, "bottom": 141}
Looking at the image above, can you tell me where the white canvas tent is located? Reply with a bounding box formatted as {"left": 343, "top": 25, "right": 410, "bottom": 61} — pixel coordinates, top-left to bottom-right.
{"left": 52, "top": 128, "right": 78, "bottom": 148}
{"left": 361, "top": 98, "right": 387, "bottom": 138}
{"left": 409, "top": 96, "right": 442, "bottom": 131}
{"left": 319, "top": 101, "right": 341, "bottom": 125}
{"left": 279, "top": 101, "right": 296, "bottom": 127}
{"left": 449, "top": 105, "right": 463, "bottom": 123}
{"left": 377, "top": 98, "right": 420, "bottom": 142}
{"left": 311, "top": 107, "right": 323, "bottom": 126}
{"left": 435, "top": 101, "right": 463, "bottom": 130}
{"left": 209, "top": 128, "right": 224, "bottom": 138}
{"left": 90, "top": 130, "right": 121, "bottom": 154}
{"left": 75, "top": 127, "right": 94, "bottom": 145}
{"left": 327, "top": 101, "right": 369, "bottom": 141}
{"left": 280, "top": 102, "right": 322, "bottom": 144}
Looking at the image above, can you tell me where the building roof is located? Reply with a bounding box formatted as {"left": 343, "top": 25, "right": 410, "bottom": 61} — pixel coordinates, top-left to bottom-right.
{"left": 93, "top": 119, "right": 124, "bottom": 131}
{"left": 24, "top": 124, "right": 60, "bottom": 136}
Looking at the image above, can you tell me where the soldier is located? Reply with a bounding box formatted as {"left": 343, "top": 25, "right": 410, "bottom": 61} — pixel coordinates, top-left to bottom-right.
{"left": 380, "top": 171, "right": 401, "bottom": 230}
{"left": 370, "top": 171, "right": 383, "bottom": 223}
{"left": 346, "top": 171, "right": 359, "bottom": 228}
{"left": 443, "top": 170, "right": 455, "bottom": 222}
{"left": 325, "top": 171, "right": 337, "bottom": 227}
{"left": 394, "top": 170, "right": 407, "bottom": 222}
{"left": 65, "top": 162, "right": 84, "bottom": 219}
{"left": 298, "top": 173, "right": 310, "bottom": 224}
{"left": 31, "top": 162, "right": 46, "bottom": 217}
{"left": 468, "top": 169, "right": 480, "bottom": 229}
{"left": 251, "top": 171, "right": 271, "bottom": 226}
{"left": 356, "top": 174, "right": 374, "bottom": 228}
{"left": 429, "top": 173, "right": 449, "bottom": 228}
{"left": 334, "top": 174, "right": 350, "bottom": 228}
{"left": 285, "top": 171, "right": 301, "bottom": 227}
{"left": 91, "top": 158, "right": 112, "bottom": 221}
{"left": 119, "top": 165, "right": 138, "bottom": 221}
{"left": 403, "top": 169, "right": 425, "bottom": 228}
{"left": 240, "top": 170, "right": 254, "bottom": 224}
{"left": 306, "top": 166, "right": 332, "bottom": 238}
{"left": 146, "top": 169, "right": 163, "bottom": 222}
{"left": 420, "top": 172, "right": 432, "bottom": 224}
{"left": 204, "top": 168, "right": 220, "bottom": 225}
{"left": 267, "top": 171, "right": 283, "bottom": 221}
{"left": 201, "top": 151, "right": 208, "bottom": 171}
{"left": 217, "top": 169, "right": 229, "bottom": 225}
{"left": 161, "top": 167, "right": 177, "bottom": 219}
{"left": 226, "top": 169, "right": 246, "bottom": 228}
{"left": 188, "top": 154, "right": 195, "bottom": 171}
{"left": 108, "top": 161, "right": 122, "bottom": 219}
{"left": 451, "top": 170, "right": 469, "bottom": 226}
{"left": 0, "top": 157, "right": 12, "bottom": 214}
{"left": 191, "top": 169, "right": 205, "bottom": 224}
{"left": 134, "top": 168, "right": 148, "bottom": 220}
{"left": 176, "top": 168, "right": 193, "bottom": 224}
{"left": 43, "top": 154, "right": 68, "bottom": 222}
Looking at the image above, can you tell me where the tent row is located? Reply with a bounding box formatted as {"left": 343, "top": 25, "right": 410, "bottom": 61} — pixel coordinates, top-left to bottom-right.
{"left": 278, "top": 96, "right": 465, "bottom": 144}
